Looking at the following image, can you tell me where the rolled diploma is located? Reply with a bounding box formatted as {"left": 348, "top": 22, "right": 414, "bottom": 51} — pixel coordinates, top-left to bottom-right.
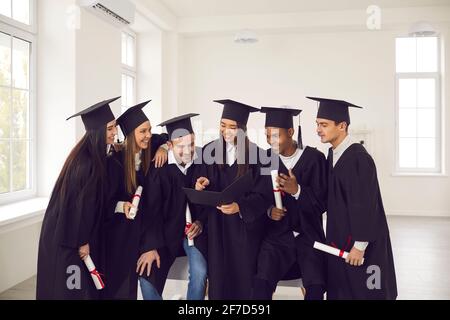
{"left": 186, "top": 205, "right": 194, "bottom": 247}
{"left": 313, "top": 241, "right": 365, "bottom": 264}
{"left": 84, "top": 255, "right": 105, "bottom": 290}
{"left": 129, "top": 186, "right": 143, "bottom": 220}
{"left": 271, "top": 170, "right": 283, "bottom": 209}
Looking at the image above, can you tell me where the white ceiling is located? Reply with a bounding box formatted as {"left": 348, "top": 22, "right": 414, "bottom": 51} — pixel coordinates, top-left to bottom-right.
{"left": 155, "top": 0, "right": 450, "bottom": 18}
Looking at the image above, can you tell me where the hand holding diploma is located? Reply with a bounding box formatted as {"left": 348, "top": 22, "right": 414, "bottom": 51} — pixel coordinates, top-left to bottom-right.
{"left": 313, "top": 241, "right": 365, "bottom": 266}
{"left": 271, "top": 170, "right": 283, "bottom": 209}
{"left": 129, "top": 186, "right": 143, "bottom": 220}
{"left": 84, "top": 255, "right": 105, "bottom": 290}
{"left": 185, "top": 205, "right": 194, "bottom": 246}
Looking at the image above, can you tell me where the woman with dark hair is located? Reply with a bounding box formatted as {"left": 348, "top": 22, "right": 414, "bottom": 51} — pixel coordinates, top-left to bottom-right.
{"left": 195, "top": 99, "right": 272, "bottom": 300}
{"left": 103, "top": 100, "right": 168, "bottom": 300}
{"left": 36, "top": 97, "right": 120, "bottom": 300}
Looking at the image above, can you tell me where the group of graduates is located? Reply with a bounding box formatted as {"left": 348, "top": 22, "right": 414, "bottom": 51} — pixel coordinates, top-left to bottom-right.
{"left": 36, "top": 96, "right": 397, "bottom": 300}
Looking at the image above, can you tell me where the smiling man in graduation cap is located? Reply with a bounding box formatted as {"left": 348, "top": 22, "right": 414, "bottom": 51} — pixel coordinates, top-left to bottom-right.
{"left": 137, "top": 113, "right": 208, "bottom": 300}
{"left": 309, "top": 96, "right": 397, "bottom": 300}
{"left": 252, "top": 106, "right": 328, "bottom": 300}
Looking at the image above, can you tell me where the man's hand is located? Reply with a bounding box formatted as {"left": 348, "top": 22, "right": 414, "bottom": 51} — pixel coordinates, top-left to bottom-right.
{"left": 123, "top": 201, "right": 136, "bottom": 220}
{"left": 277, "top": 169, "right": 299, "bottom": 195}
{"left": 78, "top": 243, "right": 90, "bottom": 261}
{"left": 136, "top": 250, "right": 161, "bottom": 277}
{"left": 186, "top": 220, "right": 203, "bottom": 240}
{"left": 153, "top": 146, "right": 168, "bottom": 168}
{"left": 195, "top": 177, "right": 210, "bottom": 191}
{"left": 270, "top": 207, "right": 287, "bottom": 221}
{"left": 346, "top": 247, "right": 365, "bottom": 266}
{"left": 217, "top": 202, "right": 240, "bottom": 215}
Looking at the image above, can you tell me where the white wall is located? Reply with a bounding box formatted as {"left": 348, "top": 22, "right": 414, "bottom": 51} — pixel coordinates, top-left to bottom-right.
{"left": 177, "top": 26, "right": 450, "bottom": 217}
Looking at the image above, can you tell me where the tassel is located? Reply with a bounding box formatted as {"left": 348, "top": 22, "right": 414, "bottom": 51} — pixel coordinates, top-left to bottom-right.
{"left": 297, "top": 125, "right": 303, "bottom": 150}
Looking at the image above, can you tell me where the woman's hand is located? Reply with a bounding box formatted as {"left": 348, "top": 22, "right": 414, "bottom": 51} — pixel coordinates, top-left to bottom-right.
{"left": 78, "top": 243, "right": 90, "bottom": 261}
{"left": 186, "top": 220, "right": 203, "bottom": 240}
{"left": 217, "top": 202, "right": 240, "bottom": 215}
{"left": 123, "top": 201, "right": 136, "bottom": 220}
{"left": 195, "top": 177, "right": 210, "bottom": 191}
{"left": 153, "top": 146, "right": 168, "bottom": 168}
{"left": 136, "top": 250, "right": 161, "bottom": 277}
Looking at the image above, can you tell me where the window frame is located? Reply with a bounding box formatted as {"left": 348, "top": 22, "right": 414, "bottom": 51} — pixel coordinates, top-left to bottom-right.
{"left": 0, "top": 17, "right": 37, "bottom": 204}
{"left": 0, "top": 0, "right": 37, "bottom": 34}
{"left": 394, "top": 35, "right": 443, "bottom": 175}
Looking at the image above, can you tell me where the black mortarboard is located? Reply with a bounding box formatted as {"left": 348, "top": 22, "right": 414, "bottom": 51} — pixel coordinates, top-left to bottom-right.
{"left": 66, "top": 96, "right": 119, "bottom": 130}
{"left": 116, "top": 100, "right": 151, "bottom": 137}
{"left": 158, "top": 113, "right": 199, "bottom": 140}
{"left": 214, "top": 99, "right": 259, "bottom": 125}
{"left": 183, "top": 170, "right": 253, "bottom": 207}
{"left": 306, "top": 96, "right": 362, "bottom": 125}
{"left": 260, "top": 106, "right": 304, "bottom": 149}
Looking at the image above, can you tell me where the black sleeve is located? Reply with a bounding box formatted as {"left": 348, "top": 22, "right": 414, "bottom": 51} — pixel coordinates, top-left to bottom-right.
{"left": 150, "top": 133, "right": 169, "bottom": 152}
{"left": 347, "top": 153, "right": 382, "bottom": 242}
{"left": 297, "top": 151, "right": 328, "bottom": 218}
{"left": 140, "top": 169, "right": 166, "bottom": 253}
{"left": 237, "top": 164, "right": 273, "bottom": 224}
{"left": 104, "top": 155, "right": 129, "bottom": 223}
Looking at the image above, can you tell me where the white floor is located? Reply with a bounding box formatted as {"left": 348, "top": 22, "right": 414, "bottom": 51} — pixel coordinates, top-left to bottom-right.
{"left": 1, "top": 216, "right": 449, "bottom": 300}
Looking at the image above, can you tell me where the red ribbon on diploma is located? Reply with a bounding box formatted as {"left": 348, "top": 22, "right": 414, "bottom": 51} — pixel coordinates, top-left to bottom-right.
{"left": 331, "top": 235, "right": 352, "bottom": 258}
{"left": 132, "top": 194, "right": 141, "bottom": 200}
{"left": 90, "top": 269, "right": 105, "bottom": 288}
{"left": 273, "top": 189, "right": 286, "bottom": 197}
{"left": 185, "top": 222, "right": 192, "bottom": 235}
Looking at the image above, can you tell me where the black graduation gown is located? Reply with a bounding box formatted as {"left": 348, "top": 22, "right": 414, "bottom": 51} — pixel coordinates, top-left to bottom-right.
{"left": 256, "top": 146, "right": 328, "bottom": 289}
{"left": 36, "top": 155, "right": 106, "bottom": 300}
{"left": 201, "top": 140, "right": 272, "bottom": 300}
{"left": 326, "top": 143, "right": 397, "bottom": 300}
{"left": 140, "top": 147, "right": 208, "bottom": 294}
{"left": 102, "top": 134, "right": 168, "bottom": 300}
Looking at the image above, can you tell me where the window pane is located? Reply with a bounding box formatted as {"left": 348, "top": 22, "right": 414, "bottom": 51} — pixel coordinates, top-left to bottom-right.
{"left": 0, "top": 141, "right": 10, "bottom": 193}
{"left": 399, "top": 138, "right": 417, "bottom": 168}
{"left": 417, "top": 138, "right": 435, "bottom": 168}
{"left": 417, "top": 78, "right": 435, "bottom": 108}
{"left": 12, "top": 0, "right": 29, "bottom": 25}
{"left": 121, "top": 33, "right": 127, "bottom": 65}
{"left": 0, "top": 88, "right": 11, "bottom": 139}
{"left": 12, "top": 140, "right": 29, "bottom": 191}
{"left": 0, "top": 0, "right": 11, "bottom": 18}
{"left": 399, "top": 79, "right": 416, "bottom": 108}
{"left": 417, "top": 37, "right": 437, "bottom": 72}
{"left": 126, "top": 75, "right": 134, "bottom": 107}
{"left": 399, "top": 109, "right": 416, "bottom": 137}
{"left": 0, "top": 32, "right": 11, "bottom": 86}
{"left": 396, "top": 38, "right": 416, "bottom": 73}
{"left": 121, "top": 74, "right": 127, "bottom": 106}
{"left": 417, "top": 109, "right": 435, "bottom": 138}
{"left": 12, "top": 37, "right": 30, "bottom": 89}
{"left": 126, "top": 35, "right": 135, "bottom": 67}
{"left": 12, "top": 89, "right": 28, "bottom": 139}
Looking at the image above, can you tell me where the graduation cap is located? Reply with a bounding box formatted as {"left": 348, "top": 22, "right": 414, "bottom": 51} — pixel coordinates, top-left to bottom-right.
{"left": 260, "top": 106, "right": 304, "bottom": 149}
{"left": 214, "top": 99, "right": 259, "bottom": 125}
{"left": 66, "top": 96, "right": 119, "bottom": 130}
{"left": 116, "top": 100, "right": 151, "bottom": 137}
{"left": 306, "top": 97, "right": 362, "bottom": 125}
{"left": 158, "top": 113, "right": 199, "bottom": 140}
{"left": 183, "top": 170, "right": 253, "bottom": 207}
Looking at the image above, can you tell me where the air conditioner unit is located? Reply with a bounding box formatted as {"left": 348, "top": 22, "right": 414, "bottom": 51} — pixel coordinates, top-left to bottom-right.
{"left": 79, "top": 0, "right": 135, "bottom": 26}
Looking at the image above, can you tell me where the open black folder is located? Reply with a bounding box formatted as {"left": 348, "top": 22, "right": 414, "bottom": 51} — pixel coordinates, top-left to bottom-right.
{"left": 183, "top": 171, "right": 253, "bottom": 207}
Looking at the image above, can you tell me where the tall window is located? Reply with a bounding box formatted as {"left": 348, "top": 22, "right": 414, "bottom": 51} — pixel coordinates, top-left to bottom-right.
{"left": 0, "top": 1, "right": 36, "bottom": 203}
{"left": 120, "top": 31, "right": 136, "bottom": 140}
{"left": 395, "top": 36, "right": 442, "bottom": 173}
